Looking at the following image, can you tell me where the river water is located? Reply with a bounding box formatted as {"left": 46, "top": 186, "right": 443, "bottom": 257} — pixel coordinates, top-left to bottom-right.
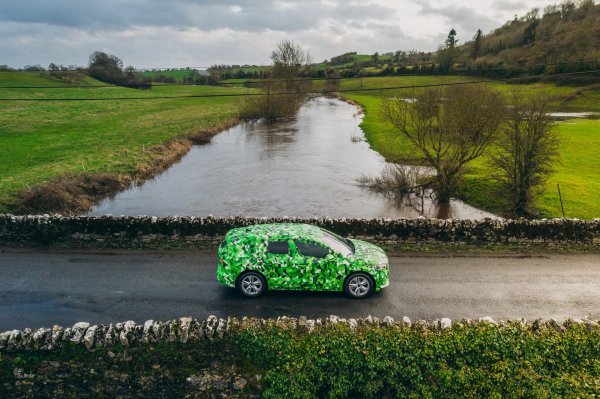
{"left": 90, "top": 97, "right": 496, "bottom": 219}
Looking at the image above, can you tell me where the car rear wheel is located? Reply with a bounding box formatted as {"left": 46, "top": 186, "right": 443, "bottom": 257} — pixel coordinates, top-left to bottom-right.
{"left": 237, "top": 271, "right": 267, "bottom": 298}
{"left": 344, "top": 273, "right": 374, "bottom": 299}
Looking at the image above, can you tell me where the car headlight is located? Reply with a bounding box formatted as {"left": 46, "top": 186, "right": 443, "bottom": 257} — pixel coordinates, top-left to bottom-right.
{"left": 374, "top": 264, "right": 387, "bottom": 270}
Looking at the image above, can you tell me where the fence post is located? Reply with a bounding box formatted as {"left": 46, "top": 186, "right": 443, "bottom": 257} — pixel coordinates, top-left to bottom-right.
{"left": 557, "top": 183, "right": 565, "bottom": 219}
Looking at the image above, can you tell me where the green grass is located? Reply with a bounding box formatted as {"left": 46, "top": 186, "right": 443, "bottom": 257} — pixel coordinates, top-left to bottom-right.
{"left": 341, "top": 75, "right": 600, "bottom": 219}
{"left": 530, "top": 119, "right": 600, "bottom": 219}
{"left": 140, "top": 69, "right": 201, "bottom": 80}
{"left": 457, "top": 119, "right": 600, "bottom": 220}
{"left": 219, "top": 66, "right": 270, "bottom": 74}
{"left": 0, "top": 72, "right": 249, "bottom": 213}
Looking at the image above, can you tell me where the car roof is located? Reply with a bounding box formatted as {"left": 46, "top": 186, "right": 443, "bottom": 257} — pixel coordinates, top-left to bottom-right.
{"left": 225, "top": 223, "right": 323, "bottom": 243}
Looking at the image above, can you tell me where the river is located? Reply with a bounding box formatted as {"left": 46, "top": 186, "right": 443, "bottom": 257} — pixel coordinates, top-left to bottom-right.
{"left": 89, "top": 97, "right": 496, "bottom": 219}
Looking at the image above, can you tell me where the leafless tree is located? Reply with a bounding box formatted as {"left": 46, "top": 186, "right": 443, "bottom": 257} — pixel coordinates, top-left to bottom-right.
{"left": 491, "top": 94, "right": 560, "bottom": 216}
{"left": 381, "top": 85, "right": 505, "bottom": 202}
{"left": 240, "top": 41, "right": 312, "bottom": 121}
{"left": 271, "top": 40, "right": 312, "bottom": 91}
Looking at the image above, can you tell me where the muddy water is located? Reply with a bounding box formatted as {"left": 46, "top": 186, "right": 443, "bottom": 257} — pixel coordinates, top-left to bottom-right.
{"left": 90, "top": 97, "right": 496, "bottom": 219}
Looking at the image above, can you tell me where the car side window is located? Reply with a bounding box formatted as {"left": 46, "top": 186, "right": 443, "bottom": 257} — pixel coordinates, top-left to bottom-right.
{"left": 267, "top": 241, "right": 290, "bottom": 255}
{"left": 295, "top": 241, "right": 330, "bottom": 259}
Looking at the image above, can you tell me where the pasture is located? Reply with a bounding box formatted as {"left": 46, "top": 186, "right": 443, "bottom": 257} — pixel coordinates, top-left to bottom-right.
{"left": 341, "top": 76, "right": 600, "bottom": 218}
{"left": 0, "top": 72, "right": 246, "bottom": 212}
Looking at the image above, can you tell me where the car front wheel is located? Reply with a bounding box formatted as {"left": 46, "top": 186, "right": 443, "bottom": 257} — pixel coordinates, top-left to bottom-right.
{"left": 237, "top": 271, "right": 267, "bottom": 298}
{"left": 344, "top": 273, "right": 375, "bottom": 299}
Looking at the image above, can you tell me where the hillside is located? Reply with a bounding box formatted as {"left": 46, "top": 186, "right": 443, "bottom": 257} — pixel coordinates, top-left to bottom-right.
{"left": 456, "top": 0, "right": 600, "bottom": 80}
{"left": 0, "top": 70, "right": 102, "bottom": 87}
{"left": 215, "top": 1, "right": 599, "bottom": 82}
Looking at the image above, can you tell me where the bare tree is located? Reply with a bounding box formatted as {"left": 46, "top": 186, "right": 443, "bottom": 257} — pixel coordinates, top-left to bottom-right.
{"left": 271, "top": 40, "right": 312, "bottom": 91}
{"left": 491, "top": 94, "right": 559, "bottom": 216}
{"left": 381, "top": 85, "right": 505, "bottom": 202}
{"left": 240, "top": 41, "right": 312, "bottom": 121}
{"left": 371, "top": 52, "right": 380, "bottom": 68}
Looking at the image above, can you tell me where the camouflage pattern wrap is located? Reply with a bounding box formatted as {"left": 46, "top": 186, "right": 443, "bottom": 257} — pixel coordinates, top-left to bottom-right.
{"left": 216, "top": 223, "right": 389, "bottom": 292}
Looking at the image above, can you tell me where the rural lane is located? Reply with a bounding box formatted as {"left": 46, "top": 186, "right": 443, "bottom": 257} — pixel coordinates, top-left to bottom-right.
{"left": 0, "top": 248, "right": 599, "bottom": 331}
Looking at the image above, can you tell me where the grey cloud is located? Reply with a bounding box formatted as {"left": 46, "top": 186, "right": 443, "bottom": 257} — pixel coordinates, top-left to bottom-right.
{"left": 0, "top": 0, "right": 396, "bottom": 33}
{"left": 417, "top": 1, "right": 498, "bottom": 37}
{"left": 492, "top": 0, "right": 531, "bottom": 12}
{"left": 0, "top": 0, "right": 541, "bottom": 68}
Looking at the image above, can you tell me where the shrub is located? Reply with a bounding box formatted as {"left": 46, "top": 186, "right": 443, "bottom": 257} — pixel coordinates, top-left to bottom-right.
{"left": 234, "top": 321, "right": 600, "bottom": 398}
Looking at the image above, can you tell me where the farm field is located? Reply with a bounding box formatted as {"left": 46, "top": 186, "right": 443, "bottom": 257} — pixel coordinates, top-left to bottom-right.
{"left": 140, "top": 68, "right": 202, "bottom": 80}
{"left": 312, "top": 53, "right": 393, "bottom": 71}
{"left": 0, "top": 72, "right": 249, "bottom": 213}
{"left": 340, "top": 76, "right": 600, "bottom": 219}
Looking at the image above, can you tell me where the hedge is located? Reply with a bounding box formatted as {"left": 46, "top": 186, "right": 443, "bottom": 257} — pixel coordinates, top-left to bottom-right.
{"left": 234, "top": 320, "right": 600, "bottom": 398}
{"left": 2, "top": 317, "right": 599, "bottom": 398}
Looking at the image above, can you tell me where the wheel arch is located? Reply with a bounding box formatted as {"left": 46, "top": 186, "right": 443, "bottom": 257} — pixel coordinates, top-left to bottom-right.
{"left": 344, "top": 270, "right": 376, "bottom": 289}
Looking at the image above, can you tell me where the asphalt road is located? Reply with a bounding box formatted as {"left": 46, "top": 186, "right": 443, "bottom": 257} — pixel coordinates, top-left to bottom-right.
{"left": 0, "top": 248, "right": 599, "bottom": 331}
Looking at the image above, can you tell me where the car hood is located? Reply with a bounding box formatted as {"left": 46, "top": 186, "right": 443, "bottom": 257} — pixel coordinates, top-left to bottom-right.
{"left": 349, "top": 239, "right": 388, "bottom": 266}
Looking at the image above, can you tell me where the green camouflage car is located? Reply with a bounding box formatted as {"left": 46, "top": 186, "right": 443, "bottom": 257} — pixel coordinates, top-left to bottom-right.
{"left": 217, "top": 223, "right": 389, "bottom": 298}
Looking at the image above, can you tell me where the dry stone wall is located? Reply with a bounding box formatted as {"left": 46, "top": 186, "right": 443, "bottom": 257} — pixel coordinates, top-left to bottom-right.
{"left": 0, "top": 214, "right": 599, "bottom": 248}
{"left": 2, "top": 315, "right": 597, "bottom": 353}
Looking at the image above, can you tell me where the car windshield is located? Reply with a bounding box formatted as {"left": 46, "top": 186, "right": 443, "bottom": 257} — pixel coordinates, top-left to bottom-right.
{"left": 319, "top": 228, "right": 354, "bottom": 257}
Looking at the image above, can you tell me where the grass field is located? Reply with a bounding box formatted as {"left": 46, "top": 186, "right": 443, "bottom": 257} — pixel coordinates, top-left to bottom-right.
{"left": 312, "top": 53, "right": 393, "bottom": 71}
{"left": 0, "top": 72, "right": 249, "bottom": 213}
{"left": 340, "top": 76, "right": 600, "bottom": 219}
{"left": 218, "top": 66, "right": 270, "bottom": 75}
{"left": 140, "top": 69, "right": 201, "bottom": 80}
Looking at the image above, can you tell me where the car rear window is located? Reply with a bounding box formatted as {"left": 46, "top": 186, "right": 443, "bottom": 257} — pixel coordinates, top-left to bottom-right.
{"left": 295, "top": 241, "right": 330, "bottom": 259}
{"left": 267, "top": 241, "right": 290, "bottom": 255}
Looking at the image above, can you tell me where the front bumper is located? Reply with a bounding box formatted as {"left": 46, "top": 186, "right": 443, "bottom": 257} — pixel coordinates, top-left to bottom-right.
{"left": 372, "top": 265, "right": 390, "bottom": 291}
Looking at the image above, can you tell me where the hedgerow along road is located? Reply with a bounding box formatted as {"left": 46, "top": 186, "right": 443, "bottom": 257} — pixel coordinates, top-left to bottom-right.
{"left": 0, "top": 248, "right": 599, "bottom": 330}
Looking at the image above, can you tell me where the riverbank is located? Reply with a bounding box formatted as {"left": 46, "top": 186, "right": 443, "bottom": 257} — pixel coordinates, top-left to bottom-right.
{"left": 0, "top": 72, "right": 245, "bottom": 214}
{"left": 338, "top": 76, "right": 600, "bottom": 219}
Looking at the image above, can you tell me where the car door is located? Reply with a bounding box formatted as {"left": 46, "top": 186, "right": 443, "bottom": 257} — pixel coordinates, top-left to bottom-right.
{"left": 291, "top": 240, "right": 337, "bottom": 290}
{"left": 264, "top": 239, "right": 295, "bottom": 290}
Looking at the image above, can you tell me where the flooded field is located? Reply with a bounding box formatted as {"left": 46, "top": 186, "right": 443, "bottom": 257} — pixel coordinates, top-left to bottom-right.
{"left": 90, "top": 97, "right": 496, "bottom": 219}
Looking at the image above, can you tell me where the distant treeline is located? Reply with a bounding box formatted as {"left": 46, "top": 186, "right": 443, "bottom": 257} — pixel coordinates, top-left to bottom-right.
{"left": 1, "top": 53, "right": 154, "bottom": 89}
{"left": 213, "top": 0, "right": 599, "bottom": 85}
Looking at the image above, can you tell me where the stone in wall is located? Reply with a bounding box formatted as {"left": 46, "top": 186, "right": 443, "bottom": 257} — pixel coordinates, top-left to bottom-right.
{"left": 2, "top": 315, "right": 599, "bottom": 353}
{"left": 0, "top": 214, "right": 599, "bottom": 248}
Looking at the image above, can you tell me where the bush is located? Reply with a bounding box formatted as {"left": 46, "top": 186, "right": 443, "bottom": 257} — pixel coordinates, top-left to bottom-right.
{"left": 238, "top": 84, "right": 309, "bottom": 122}
{"left": 88, "top": 51, "right": 151, "bottom": 89}
{"left": 235, "top": 321, "right": 600, "bottom": 398}
{"left": 357, "top": 164, "right": 426, "bottom": 195}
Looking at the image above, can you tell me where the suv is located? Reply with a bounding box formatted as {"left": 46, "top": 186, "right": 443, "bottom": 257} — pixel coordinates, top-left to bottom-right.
{"left": 217, "top": 223, "right": 389, "bottom": 298}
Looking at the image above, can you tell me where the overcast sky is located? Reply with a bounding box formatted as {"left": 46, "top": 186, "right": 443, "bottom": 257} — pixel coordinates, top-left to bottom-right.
{"left": 0, "top": 0, "right": 556, "bottom": 69}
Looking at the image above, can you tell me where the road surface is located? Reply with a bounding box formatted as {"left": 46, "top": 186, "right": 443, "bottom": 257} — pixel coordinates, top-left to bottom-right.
{"left": 0, "top": 248, "right": 599, "bottom": 330}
